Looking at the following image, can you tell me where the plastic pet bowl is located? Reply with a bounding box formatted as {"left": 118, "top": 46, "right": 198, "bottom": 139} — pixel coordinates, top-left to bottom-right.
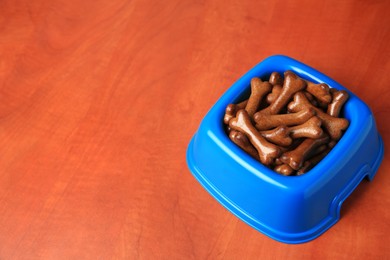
{"left": 186, "top": 55, "right": 384, "bottom": 244}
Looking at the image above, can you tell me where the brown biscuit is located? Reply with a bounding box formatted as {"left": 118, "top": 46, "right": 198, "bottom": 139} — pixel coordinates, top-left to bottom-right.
{"left": 245, "top": 78, "right": 272, "bottom": 116}
{"left": 229, "top": 109, "right": 281, "bottom": 165}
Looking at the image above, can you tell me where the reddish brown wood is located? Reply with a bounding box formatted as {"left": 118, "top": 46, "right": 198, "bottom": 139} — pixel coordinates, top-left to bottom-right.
{"left": 0, "top": 0, "right": 389, "bottom": 258}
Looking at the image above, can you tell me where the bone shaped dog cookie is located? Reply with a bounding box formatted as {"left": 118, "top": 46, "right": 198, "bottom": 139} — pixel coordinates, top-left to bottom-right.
{"left": 327, "top": 90, "right": 349, "bottom": 117}
{"left": 274, "top": 164, "right": 295, "bottom": 176}
{"left": 245, "top": 77, "right": 272, "bottom": 116}
{"left": 229, "top": 130, "right": 259, "bottom": 160}
{"left": 288, "top": 92, "right": 349, "bottom": 140}
{"left": 303, "top": 91, "right": 319, "bottom": 106}
{"left": 289, "top": 116, "right": 323, "bottom": 139}
{"left": 260, "top": 71, "right": 306, "bottom": 115}
{"left": 223, "top": 104, "right": 237, "bottom": 125}
{"left": 223, "top": 100, "right": 248, "bottom": 124}
{"left": 266, "top": 85, "right": 282, "bottom": 104}
{"left": 280, "top": 134, "right": 329, "bottom": 170}
{"left": 269, "top": 72, "right": 283, "bottom": 86}
{"left": 260, "top": 125, "right": 292, "bottom": 147}
{"left": 254, "top": 107, "right": 315, "bottom": 130}
{"left": 237, "top": 99, "right": 248, "bottom": 109}
{"left": 305, "top": 80, "right": 332, "bottom": 104}
{"left": 259, "top": 116, "right": 322, "bottom": 146}
{"left": 229, "top": 109, "right": 281, "bottom": 165}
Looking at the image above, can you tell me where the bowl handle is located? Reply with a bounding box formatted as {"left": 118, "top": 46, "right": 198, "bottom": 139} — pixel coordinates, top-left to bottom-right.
{"left": 330, "top": 164, "right": 371, "bottom": 220}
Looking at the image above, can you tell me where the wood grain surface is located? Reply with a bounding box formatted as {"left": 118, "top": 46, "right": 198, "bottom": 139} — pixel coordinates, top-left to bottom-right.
{"left": 0, "top": 0, "right": 389, "bottom": 259}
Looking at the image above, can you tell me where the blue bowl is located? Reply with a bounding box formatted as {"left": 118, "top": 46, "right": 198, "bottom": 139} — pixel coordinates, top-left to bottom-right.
{"left": 186, "top": 55, "right": 384, "bottom": 244}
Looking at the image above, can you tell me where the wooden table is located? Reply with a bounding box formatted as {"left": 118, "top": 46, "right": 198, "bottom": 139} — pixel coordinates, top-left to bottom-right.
{"left": 1, "top": 0, "right": 389, "bottom": 258}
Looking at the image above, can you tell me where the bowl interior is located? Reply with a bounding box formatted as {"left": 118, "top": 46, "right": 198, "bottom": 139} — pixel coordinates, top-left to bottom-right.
{"left": 210, "top": 55, "right": 368, "bottom": 187}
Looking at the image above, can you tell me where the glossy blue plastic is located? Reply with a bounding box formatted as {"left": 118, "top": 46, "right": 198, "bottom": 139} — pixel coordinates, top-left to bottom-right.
{"left": 186, "top": 55, "right": 384, "bottom": 244}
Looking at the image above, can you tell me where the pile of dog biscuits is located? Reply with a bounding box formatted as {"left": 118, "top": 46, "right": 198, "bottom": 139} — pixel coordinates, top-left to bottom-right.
{"left": 223, "top": 71, "right": 349, "bottom": 176}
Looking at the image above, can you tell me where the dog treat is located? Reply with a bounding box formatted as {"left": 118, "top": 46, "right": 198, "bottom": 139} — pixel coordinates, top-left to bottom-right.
{"left": 224, "top": 104, "right": 237, "bottom": 125}
{"left": 304, "top": 91, "right": 319, "bottom": 106}
{"left": 224, "top": 100, "right": 249, "bottom": 124}
{"left": 269, "top": 72, "right": 283, "bottom": 86}
{"left": 304, "top": 91, "right": 315, "bottom": 101}
{"left": 266, "top": 85, "right": 282, "bottom": 104}
{"left": 259, "top": 117, "right": 323, "bottom": 144}
{"left": 245, "top": 78, "right": 272, "bottom": 116}
{"left": 223, "top": 71, "right": 349, "bottom": 175}
{"left": 280, "top": 134, "right": 329, "bottom": 170}
{"left": 229, "top": 109, "right": 281, "bottom": 165}
{"left": 274, "top": 164, "right": 295, "bottom": 176}
{"left": 229, "top": 130, "right": 259, "bottom": 160}
{"left": 327, "top": 90, "right": 349, "bottom": 117}
{"left": 274, "top": 157, "right": 283, "bottom": 165}
{"left": 254, "top": 107, "right": 315, "bottom": 130}
{"left": 260, "top": 71, "right": 306, "bottom": 115}
{"left": 305, "top": 80, "right": 332, "bottom": 104}
{"left": 260, "top": 125, "right": 292, "bottom": 147}
{"left": 237, "top": 99, "right": 248, "bottom": 109}
{"left": 288, "top": 92, "right": 349, "bottom": 140}
{"left": 289, "top": 116, "right": 323, "bottom": 139}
